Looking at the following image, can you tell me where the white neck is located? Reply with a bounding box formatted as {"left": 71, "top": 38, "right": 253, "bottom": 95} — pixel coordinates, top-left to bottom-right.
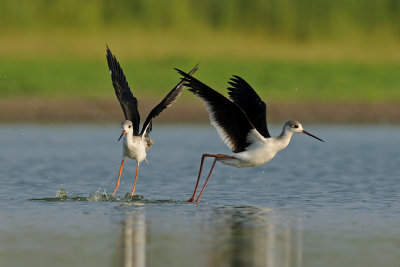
{"left": 124, "top": 130, "right": 134, "bottom": 144}
{"left": 275, "top": 127, "right": 294, "bottom": 151}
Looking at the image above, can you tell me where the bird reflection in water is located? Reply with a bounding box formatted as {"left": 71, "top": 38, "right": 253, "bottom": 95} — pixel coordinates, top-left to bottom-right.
{"left": 206, "top": 207, "right": 303, "bottom": 267}
{"left": 118, "top": 211, "right": 146, "bottom": 267}
{"left": 117, "top": 206, "right": 302, "bottom": 267}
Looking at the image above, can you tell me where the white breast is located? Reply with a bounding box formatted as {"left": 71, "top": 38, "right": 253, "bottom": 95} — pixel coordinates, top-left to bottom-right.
{"left": 123, "top": 136, "right": 147, "bottom": 163}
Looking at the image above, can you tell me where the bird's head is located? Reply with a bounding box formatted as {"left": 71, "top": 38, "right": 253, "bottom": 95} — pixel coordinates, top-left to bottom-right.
{"left": 284, "top": 120, "right": 324, "bottom": 142}
{"left": 118, "top": 120, "right": 133, "bottom": 141}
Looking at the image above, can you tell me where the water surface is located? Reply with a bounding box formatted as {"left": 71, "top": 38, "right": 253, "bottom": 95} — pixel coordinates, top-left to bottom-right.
{"left": 0, "top": 124, "right": 399, "bottom": 266}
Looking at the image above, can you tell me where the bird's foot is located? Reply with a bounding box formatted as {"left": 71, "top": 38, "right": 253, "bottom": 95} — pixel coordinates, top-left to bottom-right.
{"left": 186, "top": 197, "right": 195, "bottom": 202}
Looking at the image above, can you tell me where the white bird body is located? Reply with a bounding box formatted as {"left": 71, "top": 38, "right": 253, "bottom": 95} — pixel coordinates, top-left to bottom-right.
{"left": 219, "top": 122, "right": 296, "bottom": 168}
{"left": 122, "top": 130, "right": 147, "bottom": 164}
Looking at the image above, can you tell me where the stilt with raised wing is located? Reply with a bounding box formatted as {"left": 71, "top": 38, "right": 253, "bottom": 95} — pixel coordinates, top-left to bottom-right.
{"left": 176, "top": 69, "right": 323, "bottom": 203}
{"left": 107, "top": 47, "right": 198, "bottom": 198}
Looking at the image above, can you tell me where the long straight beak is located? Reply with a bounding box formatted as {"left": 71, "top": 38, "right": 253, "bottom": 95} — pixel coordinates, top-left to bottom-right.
{"left": 302, "top": 130, "right": 324, "bottom": 142}
{"left": 118, "top": 130, "right": 127, "bottom": 142}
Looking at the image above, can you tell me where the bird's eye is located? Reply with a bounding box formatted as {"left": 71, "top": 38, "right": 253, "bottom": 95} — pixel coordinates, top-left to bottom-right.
{"left": 294, "top": 125, "right": 299, "bottom": 128}
{"left": 128, "top": 125, "right": 131, "bottom": 128}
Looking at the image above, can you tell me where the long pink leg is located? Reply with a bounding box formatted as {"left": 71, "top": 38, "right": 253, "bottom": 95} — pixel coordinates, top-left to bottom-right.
{"left": 187, "top": 154, "right": 235, "bottom": 203}
{"left": 195, "top": 158, "right": 217, "bottom": 203}
{"left": 130, "top": 164, "right": 140, "bottom": 199}
{"left": 186, "top": 154, "right": 209, "bottom": 202}
{"left": 112, "top": 158, "right": 125, "bottom": 196}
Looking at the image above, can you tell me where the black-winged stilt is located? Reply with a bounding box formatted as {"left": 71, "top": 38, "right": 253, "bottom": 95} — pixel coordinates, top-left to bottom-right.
{"left": 106, "top": 47, "right": 198, "bottom": 198}
{"left": 176, "top": 69, "right": 324, "bottom": 203}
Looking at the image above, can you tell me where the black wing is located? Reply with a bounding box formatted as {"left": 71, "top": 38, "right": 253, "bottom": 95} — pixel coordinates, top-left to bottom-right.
{"left": 140, "top": 64, "right": 199, "bottom": 135}
{"left": 176, "top": 69, "right": 256, "bottom": 153}
{"left": 106, "top": 46, "right": 140, "bottom": 135}
{"left": 227, "top": 76, "right": 270, "bottom": 138}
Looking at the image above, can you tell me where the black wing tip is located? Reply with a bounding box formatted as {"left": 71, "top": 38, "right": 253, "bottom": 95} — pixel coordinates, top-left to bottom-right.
{"left": 106, "top": 47, "right": 117, "bottom": 68}
{"left": 229, "top": 75, "right": 238, "bottom": 82}
{"left": 106, "top": 45, "right": 114, "bottom": 61}
{"left": 227, "top": 81, "right": 236, "bottom": 88}
{"left": 189, "top": 63, "right": 199, "bottom": 75}
{"left": 227, "top": 75, "right": 245, "bottom": 90}
{"left": 106, "top": 46, "right": 123, "bottom": 71}
{"left": 175, "top": 63, "right": 199, "bottom": 75}
{"left": 229, "top": 75, "right": 247, "bottom": 85}
{"left": 175, "top": 68, "right": 189, "bottom": 77}
{"left": 227, "top": 77, "right": 242, "bottom": 95}
{"left": 105, "top": 47, "right": 125, "bottom": 81}
{"left": 175, "top": 68, "right": 194, "bottom": 86}
{"left": 175, "top": 63, "right": 200, "bottom": 83}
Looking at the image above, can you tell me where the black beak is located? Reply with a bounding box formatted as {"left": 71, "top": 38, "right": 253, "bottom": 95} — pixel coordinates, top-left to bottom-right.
{"left": 118, "top": 130, "right": 127, "bottom": 142}
{"left": 302, "top": 130, "right": 324, "bottom": 142}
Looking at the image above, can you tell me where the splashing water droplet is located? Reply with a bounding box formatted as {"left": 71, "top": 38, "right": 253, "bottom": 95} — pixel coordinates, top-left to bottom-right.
{"left": 56, "top": 188, "right": 68, "bottom": 198}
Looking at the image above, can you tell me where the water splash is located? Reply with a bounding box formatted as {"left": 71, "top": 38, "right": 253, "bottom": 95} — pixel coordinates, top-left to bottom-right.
{"left": 56, "top": 188, "right": 68, "bottom": 199}
{"left": 29, "top": 189, "right": 163, "bottom": 203}
{"left": 31, "top": 189, "right": 119, "bottom": 202}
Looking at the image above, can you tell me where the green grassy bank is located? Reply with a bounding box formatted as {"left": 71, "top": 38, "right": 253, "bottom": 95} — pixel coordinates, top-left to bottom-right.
{"left": 1, "top": 56, "right": 399, "bottom": 104}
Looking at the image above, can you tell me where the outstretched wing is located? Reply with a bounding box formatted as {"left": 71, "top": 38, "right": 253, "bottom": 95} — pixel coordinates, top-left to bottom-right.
{"left": 176, "top": 69, "right": 258, "bottom": 153}
{"left": 227, "top": 76, "right": 270, "bottom": 138}
{"left": 140, "top": 64, "right": 199, "bottom": 135}
{"left": 106, "top": 46, "right": 140, "bottom": 135}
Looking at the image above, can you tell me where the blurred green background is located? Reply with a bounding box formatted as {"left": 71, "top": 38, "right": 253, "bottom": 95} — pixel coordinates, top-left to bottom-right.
{"left": 0, "top": 0, "right": 399, "bottom": 122}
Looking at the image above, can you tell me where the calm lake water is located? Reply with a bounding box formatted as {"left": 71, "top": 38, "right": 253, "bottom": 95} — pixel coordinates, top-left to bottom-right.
{"left": 0, "top": 124, "right": 399, "bottom": 267}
